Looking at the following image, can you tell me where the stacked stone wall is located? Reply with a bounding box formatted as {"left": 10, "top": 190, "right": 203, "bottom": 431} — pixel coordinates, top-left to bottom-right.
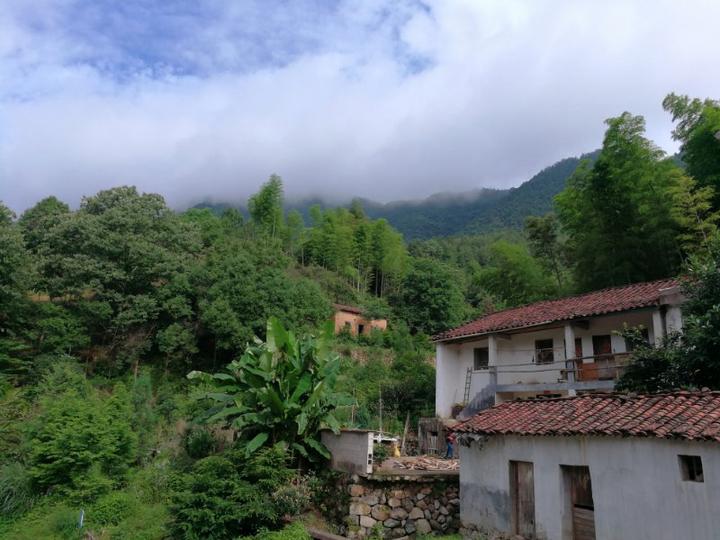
{"left": 344, "top": 475, "right": 460, "bottom": 539}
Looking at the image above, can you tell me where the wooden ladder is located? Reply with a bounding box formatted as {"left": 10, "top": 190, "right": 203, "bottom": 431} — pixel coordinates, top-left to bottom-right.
{"left": 463, "top": 366, "right": 473, "bottom": 405}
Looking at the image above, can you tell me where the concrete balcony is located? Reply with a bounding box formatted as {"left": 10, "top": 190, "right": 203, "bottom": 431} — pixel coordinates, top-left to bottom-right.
{"left": 491, "top": 352, "right": 632, "bottom": 394}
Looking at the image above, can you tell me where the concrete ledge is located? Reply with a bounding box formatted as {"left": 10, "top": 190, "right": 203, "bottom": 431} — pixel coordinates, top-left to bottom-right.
{"left": 496, "top": 380, "right": 615, "bottom": 393}
{"left": 306, "top": 526, "right": 349, "bottom": 540}
{"left": 367, "top": 469, "right": 460, "bottom": 482}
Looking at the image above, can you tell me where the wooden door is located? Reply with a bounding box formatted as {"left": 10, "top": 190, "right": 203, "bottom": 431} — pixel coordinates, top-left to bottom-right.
{"left": 510, "top": 461, "right": 536, "bottom": 538}
{"left": 567, "top": 466, "right": 595, "bottom": 540}
{"left": 591, "top": 335, "right": 613, "bottom": 380}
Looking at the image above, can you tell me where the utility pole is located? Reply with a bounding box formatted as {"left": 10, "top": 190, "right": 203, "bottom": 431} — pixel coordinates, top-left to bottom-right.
{"left": 378, "top": 387, "right": 383, "bottom": 436}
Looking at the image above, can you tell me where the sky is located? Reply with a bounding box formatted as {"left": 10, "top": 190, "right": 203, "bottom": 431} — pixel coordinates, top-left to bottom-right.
{"left": 1, "top": 0, "right": 719, "bottom": 213}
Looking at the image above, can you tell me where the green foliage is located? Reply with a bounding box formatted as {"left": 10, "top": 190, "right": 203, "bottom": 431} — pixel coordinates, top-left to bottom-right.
{"left": 249, "top": 522, "right": 311, "bottom": 540}
{"left": 619, "top": 240, "right": 720, "bottom": 391}
{"left": 556, "top": 112, "right": 714, "bottom": 290}
{"left": 183, "top": 426, "right": 219, "bottom": 459}
{"left": 26, "top": 377, "right": 136, "bottom": 498}
{"left": 88, "top": 490, "right": 136, "bottom": 526}
{"left": 270, "top": 475, "right": 312, "bottom": 516}
{"left": 372, "top": 443, "right": 389, "bottom": 464}
{"left": 30, "top": 186, "right": 202, "bottom": 374}
{"left": 189, "top": 318, "right": 348, "bottom": 461}
{"left": 397, "top": 258, "right": 467, "bottom": 335}
{"left": 198, "top": 240, "right": 332, "bottom": 352}
{"left": 169, "top": 446, "right": 296, "bottom": 539}
{"left": 473, "top": 240, "right": 556, "bottom": 307}
{"left": 663, "top": 93, "right": 720, "bottom": 203}
{"left": 525, "top": 213, "right": 569, "bottom": 290}
{"left": 249, "top": 174, "right": 286, "bottom": 239}
{"left": 0, "top": 202, "right": 34, "bottom": 381}
{"left": 0, "top": 388, "right": 30, "bottom": 465}
{"left": 616, "top": 329, "right": 684, "bottom": 393}
{"left": 0, "top": 462, "right": 35, "bottom": 518}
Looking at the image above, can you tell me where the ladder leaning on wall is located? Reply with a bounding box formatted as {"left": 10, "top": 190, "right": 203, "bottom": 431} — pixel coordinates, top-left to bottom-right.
{"left": 463, "top": 366, "right": 472, "bottom": 405}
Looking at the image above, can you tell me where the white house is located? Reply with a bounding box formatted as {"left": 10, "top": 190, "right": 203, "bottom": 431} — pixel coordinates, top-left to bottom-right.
{"left": 433, "top": 278, "right": 684, "bottom": 419}
{"left": 454, "top": 391, "right": 720, "bottom": 540}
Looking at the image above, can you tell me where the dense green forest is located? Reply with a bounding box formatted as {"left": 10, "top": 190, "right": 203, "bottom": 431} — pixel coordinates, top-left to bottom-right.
{"left": 1, "top": 92, "right": 719, "bottom": 539}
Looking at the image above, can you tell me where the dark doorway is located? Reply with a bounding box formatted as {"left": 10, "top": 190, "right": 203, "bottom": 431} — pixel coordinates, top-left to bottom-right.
{"left": 563, "top": 466, "right": 595, "bottom": 540}
{"left": 510, "top": 460, "right": 536, "bottom": 538}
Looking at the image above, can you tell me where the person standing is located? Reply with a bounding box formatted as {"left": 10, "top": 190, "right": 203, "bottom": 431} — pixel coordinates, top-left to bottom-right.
{"left": 444, "top": 431, "right": 456, "bottom": 459}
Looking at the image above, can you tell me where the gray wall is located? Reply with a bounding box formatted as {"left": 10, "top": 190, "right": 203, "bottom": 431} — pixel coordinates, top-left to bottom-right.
{"left": 321, "top": 429, "right": 374, "bottom": 476}
{"left": 461, "top": 435, "right": 720, "bottom": 540}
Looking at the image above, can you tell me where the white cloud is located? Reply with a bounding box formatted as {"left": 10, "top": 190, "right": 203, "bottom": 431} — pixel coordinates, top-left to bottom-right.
{"left": 1, "top": 0, "right": 719, "bottom": 212}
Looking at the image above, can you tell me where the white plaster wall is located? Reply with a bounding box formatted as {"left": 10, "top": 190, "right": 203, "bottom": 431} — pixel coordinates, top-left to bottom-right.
{"left": 436, "top": 343, "right": 469, "bottom": 417}
{"left": 666, "top": 305, "right": 684, "bottom": 334}
{"left": 461, "top": 435, "right": 720, "bottom": 540}
{"left": 321, "top": 430, "right": 373, "bottom": 475}
{"left": 436, "top": 310, "right": 658, "bottom": 413}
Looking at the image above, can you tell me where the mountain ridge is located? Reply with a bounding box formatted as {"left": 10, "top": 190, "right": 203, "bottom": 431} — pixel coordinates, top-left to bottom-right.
{"left": 191, "top": 150, "right": 600, "bottom": 240}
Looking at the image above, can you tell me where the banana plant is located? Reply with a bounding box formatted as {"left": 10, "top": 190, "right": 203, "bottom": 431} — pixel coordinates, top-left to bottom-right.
{"left": 188, "top": 318, "right": 351, "bottom": 460}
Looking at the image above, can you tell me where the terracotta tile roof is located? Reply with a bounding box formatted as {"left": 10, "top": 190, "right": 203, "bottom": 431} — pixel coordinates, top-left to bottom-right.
{"left": 333, "top": 303, "right": 363, "bottom": 315}
{"left": 434, "top": 278, "right": 681, "bottom": 342}
{"left": 455, "top": 392, "right": 720, "bottom": 442}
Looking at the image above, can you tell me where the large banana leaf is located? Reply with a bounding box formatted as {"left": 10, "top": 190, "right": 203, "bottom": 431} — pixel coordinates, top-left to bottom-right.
{"left": 187, "top": 317, "right": 349, "bottom": 461}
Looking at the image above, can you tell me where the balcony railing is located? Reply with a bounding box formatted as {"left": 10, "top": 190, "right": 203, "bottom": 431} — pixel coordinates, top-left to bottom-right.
{"left": 478, "top": 352, "right": 632, "bottom": 384}
{"left": 566, "top": 352, "right": 632, "bottom": 382}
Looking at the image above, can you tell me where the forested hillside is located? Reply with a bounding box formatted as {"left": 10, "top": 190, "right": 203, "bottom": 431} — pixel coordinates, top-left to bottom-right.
{"left": 1, "top": 92, "right": 719, "bottom": 539}
{"left": 193, "top": 151, "right": 598, "bottom": 241}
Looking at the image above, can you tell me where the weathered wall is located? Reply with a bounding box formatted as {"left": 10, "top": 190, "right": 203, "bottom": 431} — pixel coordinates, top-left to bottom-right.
{"left": 333, "top": 311, "right": 387, "bottom": 335}
{"left": 461, "top": 435, "right": 720, "bottom": 540}
{"left": 322, "top": 430, "right": 374, "bottom": 476}
{"left": 345, "top": 474, "right": 460, "bottom": 538}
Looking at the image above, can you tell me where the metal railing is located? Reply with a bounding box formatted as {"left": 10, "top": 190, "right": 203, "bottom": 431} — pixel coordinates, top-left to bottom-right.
{"left": 475, "top": 352, "right": 632, "bottom": 382}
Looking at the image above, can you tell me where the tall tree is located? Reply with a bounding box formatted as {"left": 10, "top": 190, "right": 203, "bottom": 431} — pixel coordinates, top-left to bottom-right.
{"left": 248, "top": 174, "right": 285, "bottom": 239}
{"left": 34, "top": 187, "right": 202, "bottom": 374}
{"left": 0, "top": 203, "right": 34, "bottom": 380}
{"left": 663, "top": 93, "right": 720, "bottom": 204}
{"left": 397, "top": 258, "right": 466, "bottom": 335}
{"left": 555, "top": 112, "right": 696, "bottom": 290}
{"left": 524, "top": 214, "right": 567, "bottom": 289}
{"left": 473, "top": 240, "right": 555, "bottom": 307}
{"left": 18, "top": 196, "right": 70, "bottom": 252}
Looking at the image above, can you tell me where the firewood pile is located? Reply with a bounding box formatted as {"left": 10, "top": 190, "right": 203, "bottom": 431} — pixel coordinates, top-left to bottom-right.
{"left": 379, "top": 456, "right": 459, "bottom": 471}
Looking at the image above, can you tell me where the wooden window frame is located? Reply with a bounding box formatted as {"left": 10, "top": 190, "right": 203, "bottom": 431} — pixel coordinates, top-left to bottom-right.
{"left": 535, "top": 338, "right": 555, "bottom": 364}
{"left": 473, "top": 347, "right": 489, "bottom": 370}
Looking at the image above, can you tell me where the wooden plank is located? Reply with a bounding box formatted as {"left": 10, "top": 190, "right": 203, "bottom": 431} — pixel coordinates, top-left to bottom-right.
{"left": 572, "top": 507, "right": 596, "bottom": 540}
{"left": 512, "top": 461, "right": 536, "bottom": 538}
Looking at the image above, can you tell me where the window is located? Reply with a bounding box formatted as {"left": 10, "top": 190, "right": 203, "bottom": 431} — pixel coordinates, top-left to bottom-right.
{"left": 474, "top": 347, "right": 489, "bottom": 370}
{"left": 679, "top": 455, "right": 704, "bottom": 482}
{"left": 357, "top": 324, "right": 365, "bottom": 335}
{"left": 535, "top": 339, "right": 554, "bottom": 364}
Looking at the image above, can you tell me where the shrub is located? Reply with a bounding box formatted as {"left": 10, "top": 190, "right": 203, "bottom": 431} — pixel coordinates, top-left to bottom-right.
{"left": 271, "top": 475, "right": 312, "bottom": 517}
{"left": 89, "top": 490, "right": 137, "bottom": 526}
{"left": 26, "top": 382, "right": 137, "bottom": 498}
{"left": 251, "top": 522, "right": 311, "bottom": 540}
{"left": 183, "top": 425, "right": 218, "bottom": 459}
{"left": 49, "top": 505, "right": 81, "bottom": 539}
{"left": 105, "top": 500, "right": 169, "bottom": 540}
{"left": 0, "top": 462, "right": 35, "bottom": 517}
{"left": 372, "top": 443, "right": 389, "bottom": 464}
{"left": 169, "top": 455, "right": 279, "bottom": 539}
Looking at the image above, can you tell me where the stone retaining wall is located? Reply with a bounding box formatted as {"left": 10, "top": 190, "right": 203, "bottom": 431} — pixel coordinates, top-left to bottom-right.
{"left": 344, "top": 474, "right": 460, "bottom": 538}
